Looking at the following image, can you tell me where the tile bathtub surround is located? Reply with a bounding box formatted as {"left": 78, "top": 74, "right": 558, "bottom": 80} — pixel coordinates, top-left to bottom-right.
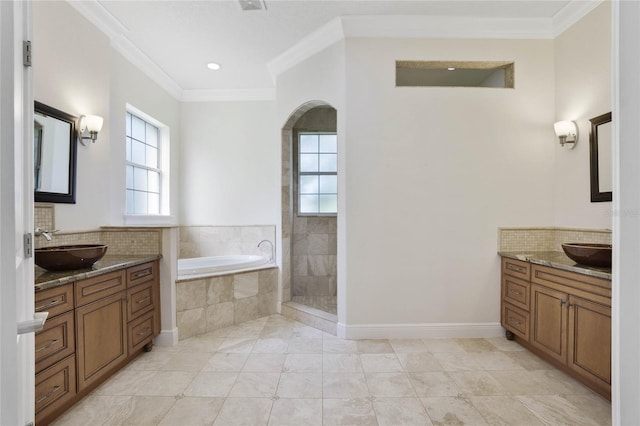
{"left": 498, "top": 227, "right": 611, "bottom": 253}
{"left": 176, "top": 268, "right": 278, "bottom": 340}
{"left": 51, "top": 314, "right": 611, "bottom": 426}
{"left": 179, "top": 225, "right": 276, "bottom": 259}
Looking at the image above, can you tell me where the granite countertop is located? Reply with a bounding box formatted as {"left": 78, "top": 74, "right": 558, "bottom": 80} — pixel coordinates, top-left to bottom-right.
{"left": 498, "top": 251, "right": 612, "bottom": 281}
{"left": 35, "top": 254, "right": 162, "bottom": 291}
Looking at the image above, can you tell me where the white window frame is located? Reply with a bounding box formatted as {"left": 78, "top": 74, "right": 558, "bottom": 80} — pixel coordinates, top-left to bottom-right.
{"left": 297, "top": 131, "right": 337, "bottom": 216}
{"left": 124, "top": 104, "right": 172, "bottom": 224}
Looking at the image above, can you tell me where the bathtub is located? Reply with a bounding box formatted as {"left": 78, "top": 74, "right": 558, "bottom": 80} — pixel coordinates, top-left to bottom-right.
{"left": 177, "top": 255, "right": 272, "bottom": 280}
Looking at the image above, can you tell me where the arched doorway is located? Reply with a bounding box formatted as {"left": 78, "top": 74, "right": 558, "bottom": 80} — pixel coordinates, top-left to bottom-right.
{"left": 281, "top": 101, "right": 338, "bottom": 330}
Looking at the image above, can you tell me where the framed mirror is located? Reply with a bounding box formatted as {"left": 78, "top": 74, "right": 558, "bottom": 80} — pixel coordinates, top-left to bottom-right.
{"left": 589, "top": 112, "right": 612, "bottom": 203}
{"left": 34, "top": 101, "right": 77, "bottom": 203}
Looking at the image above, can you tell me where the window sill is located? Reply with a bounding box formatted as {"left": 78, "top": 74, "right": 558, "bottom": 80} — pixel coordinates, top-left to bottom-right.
{"left": 124, "top": 215, "right": 177, "bottom": 227}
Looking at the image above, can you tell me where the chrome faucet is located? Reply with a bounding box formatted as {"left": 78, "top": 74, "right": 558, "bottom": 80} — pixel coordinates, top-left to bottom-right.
{"left": 35, "top": 227, "right": 59, "bottom": 241}
{"left": 258, "top": 239, "right": 274, "bottom": 263}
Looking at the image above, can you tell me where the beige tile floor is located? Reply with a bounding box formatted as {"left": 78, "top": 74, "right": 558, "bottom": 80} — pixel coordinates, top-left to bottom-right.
{"left": 52, "top": 315, "right": 611, "bottom": 426}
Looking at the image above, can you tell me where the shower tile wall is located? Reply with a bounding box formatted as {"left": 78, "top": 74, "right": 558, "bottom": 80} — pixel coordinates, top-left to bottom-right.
{"left": 291, "top": 107, "right": 337, "bottom": 298}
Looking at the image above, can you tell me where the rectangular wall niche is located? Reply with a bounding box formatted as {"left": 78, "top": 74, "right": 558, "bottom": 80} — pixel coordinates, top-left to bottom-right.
{"left": 396, "top": 61, "right": 514, "bottom": 88}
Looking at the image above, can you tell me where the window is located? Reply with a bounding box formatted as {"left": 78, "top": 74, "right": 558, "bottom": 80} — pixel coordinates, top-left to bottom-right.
{"left": 298, "top": 132, "right": 337, "bottom": 215}
{"left": 126, "top": 110, "right": 164, "bottom": 215}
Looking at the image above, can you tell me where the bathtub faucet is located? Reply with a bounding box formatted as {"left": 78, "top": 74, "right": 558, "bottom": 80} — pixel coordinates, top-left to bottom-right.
{"left": 258, "top": 239, "right": 274, "bottom": 263}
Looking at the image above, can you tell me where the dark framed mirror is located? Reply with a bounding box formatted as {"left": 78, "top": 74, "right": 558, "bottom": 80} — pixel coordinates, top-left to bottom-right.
{"left": 34, "top": 101, "right": 77, "bottom": 203}
{"left": 589, "top": 112, "right": 612, "bottom": 203}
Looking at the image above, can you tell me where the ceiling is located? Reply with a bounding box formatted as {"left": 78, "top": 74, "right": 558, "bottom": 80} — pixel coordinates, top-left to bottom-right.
{"left": 70, "top": 0, "right": 601, "bottom": 101}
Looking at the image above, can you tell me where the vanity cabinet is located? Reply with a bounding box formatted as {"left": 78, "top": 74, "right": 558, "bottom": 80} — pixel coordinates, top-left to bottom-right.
{"left": 500, "top": 257, "right": 611, "bottom": 399}
{"left": 34, "top": 284, "right": 76, "bottom": 423}
{"left": 35, "top": 260, "right": 160, "bottom": 425}
{"left": 75, "top": 270, "right": 128, "bottom": 392}
{"left": 500, "top": 258, "right": 531, "bottom": 340}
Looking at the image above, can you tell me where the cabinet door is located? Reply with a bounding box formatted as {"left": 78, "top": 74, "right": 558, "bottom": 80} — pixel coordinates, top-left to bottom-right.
{"left": 76, "top": 292, "right": 127, "bottom": 391}
{"left": 568, "top": 296, "right": 611, "bottom": 388}
{"left": 530, "top": 284, "right": 568, "bottom": 363}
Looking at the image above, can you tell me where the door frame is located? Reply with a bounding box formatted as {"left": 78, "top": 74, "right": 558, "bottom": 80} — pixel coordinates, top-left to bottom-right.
{"left": 0, "top": 1, "right": 34, "bottom": 424}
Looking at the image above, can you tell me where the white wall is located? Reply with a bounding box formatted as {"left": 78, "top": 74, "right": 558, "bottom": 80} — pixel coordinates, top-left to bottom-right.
{"left": 554, "top": 1, "right": 612, "bottom": 229}
{"left": 179, "top": 101, "right": 278, "bottom": 226}
{"left": 33, "top": 1, "right": 110, "bottom": 230}
{"left": 109, "top": 51, "right": 181, "bottom": 226}
{"left": 33, "top": 1, "right": 180, "bottom": 230}
{"left": 342, "top": 38, "right": 555, "bottom": 327}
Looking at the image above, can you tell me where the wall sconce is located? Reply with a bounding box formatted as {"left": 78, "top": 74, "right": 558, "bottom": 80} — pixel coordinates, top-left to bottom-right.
{"left": 78, "top": 115, "right": 104, "bottom": 145}
{"left": 553, "top": 120, "right": 578, "bottom": 149}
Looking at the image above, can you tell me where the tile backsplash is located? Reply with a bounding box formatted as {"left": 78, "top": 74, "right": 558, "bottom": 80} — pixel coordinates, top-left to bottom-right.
{"left": 34, "top": 204, "right": 162, "bottom": 255}
{"left": 498, "top": 227, "right": 612, "bottom": 252}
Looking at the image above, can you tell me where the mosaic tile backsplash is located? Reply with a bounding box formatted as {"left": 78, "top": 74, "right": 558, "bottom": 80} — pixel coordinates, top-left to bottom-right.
{"left": 498, "top": 227, "right": 612, "bottom": 252}
{"left": 34, "top": 204, "right": 162, "bottom": 255}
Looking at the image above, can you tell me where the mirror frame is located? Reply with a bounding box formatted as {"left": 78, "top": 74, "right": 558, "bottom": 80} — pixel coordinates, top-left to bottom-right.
{"left": 34, "top": 101, "right": 78, "bottom": 204}
{"left": 589, "top": 112, "right": 613, "bottom": 203}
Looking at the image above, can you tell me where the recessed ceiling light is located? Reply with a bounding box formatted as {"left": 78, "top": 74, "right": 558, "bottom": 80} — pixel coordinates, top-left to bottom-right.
{"left": 447, "top": 67, "right": 456, "bottom": 71}
{"left": 207, "top": 62, "right": 221, "bottom": 70}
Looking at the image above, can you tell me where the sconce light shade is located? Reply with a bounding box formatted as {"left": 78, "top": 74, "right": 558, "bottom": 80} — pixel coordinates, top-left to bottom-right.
{"left": 78, "top": 114, "right": 104, "bottom": 145}
{"left": 554, "top": 120, "right": 578, "bottom": 149}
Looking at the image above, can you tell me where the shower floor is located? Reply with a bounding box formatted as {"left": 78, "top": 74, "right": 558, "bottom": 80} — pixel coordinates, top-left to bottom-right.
{"left": 291, "top": 295, "right": 336, "bottom": 315}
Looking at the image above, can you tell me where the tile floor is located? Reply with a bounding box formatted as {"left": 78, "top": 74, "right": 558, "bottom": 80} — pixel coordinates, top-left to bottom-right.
{"left": 290, "top": 296, "right": 337, "bottom": 315}
{"left": 52, "top": 315, "right": 611, "bottom": 425}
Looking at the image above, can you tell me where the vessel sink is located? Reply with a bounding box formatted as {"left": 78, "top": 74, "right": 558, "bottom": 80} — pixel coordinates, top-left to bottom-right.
{"left": 561, "top": 243, "right": 612, "bottom": 267}
{"left": 35, "top": 244, "right": 108, "bottom": 271}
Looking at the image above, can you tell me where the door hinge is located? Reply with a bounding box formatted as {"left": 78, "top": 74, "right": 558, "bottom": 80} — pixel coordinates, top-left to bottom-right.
{"left": 23, "top": 40, "right": 32, "bottom": 67}
{"left": 24, "top": 233, "right": 33, "bottom": 258}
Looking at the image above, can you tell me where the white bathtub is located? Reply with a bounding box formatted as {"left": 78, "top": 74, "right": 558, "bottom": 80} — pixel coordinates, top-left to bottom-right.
{"left": 177, "top": 255, "right": 272, "bottom": 280}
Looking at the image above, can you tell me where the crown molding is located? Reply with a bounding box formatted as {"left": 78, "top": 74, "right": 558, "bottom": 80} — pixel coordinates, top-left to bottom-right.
{"left": 68, "top": 0, "right": 183, "bottom": 100}
{"left": 181, "top": 88, "right": 276, "bottom": 102}
{"left": 267, "top": 17, "right": 344, "bottom": 83}
{"left": 68, "top": 0, "right": 604, "bottom": 102}
{"left": 111, "top": 36, "right": 183, "bottom": 100}
{"left": 341, "top": 15, "right": 554, "bottom": 40}
{"left": 552, "top": 0, "right": 605, "bottom": 38}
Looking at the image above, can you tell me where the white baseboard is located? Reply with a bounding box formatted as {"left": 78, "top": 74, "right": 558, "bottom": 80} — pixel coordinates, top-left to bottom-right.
{"left": 336, "top": 322, "right": 504, "bottom": 340}
{"left": 154, "top": 328, "right": 179, "bottom": 346}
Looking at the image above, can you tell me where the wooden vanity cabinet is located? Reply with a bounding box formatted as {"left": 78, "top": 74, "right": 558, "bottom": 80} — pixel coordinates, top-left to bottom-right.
{"left": 34, "top": 284, "right": 76, "bottom": 424}
{"left": 500, "top": 257, "right": 611, "bottom": 399}
{"left": 500, "top": 258, "right": 531, "bottom": 340}
{"left": 35, "top": 260, "right": 160, "bottom": 425}
{"left": 75, "top": 270, "right": 128, "bottom": 392}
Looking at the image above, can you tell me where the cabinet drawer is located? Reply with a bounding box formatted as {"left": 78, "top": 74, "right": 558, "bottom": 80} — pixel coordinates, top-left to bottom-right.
{"left": 531, "top": 264, "right": 611, "bottom": 303}
{"left": 503, "top": 275, "right": 530, "bottom": 311}
{"left": 75, "top": 270, "right": 126, "bottom": 307}
{"left": 127, "top": 261, "right": 157, "bottom": 288}
{"left": 128, "top": 311, "right": 157, "bottom": 353}
{"left": 127, "top": 280, "right": 155, "bottom": 321}
{"left": 35, "top": 283, "right": 74, "bottom": 317}
{"left": 35, "top": 355, "right": 76, "bottom": 419}
{"left": 502, "top": 303, "right": 529, "bottom": 340}
{"left": 502, "top": 258, "right": 530, "bottom": 280}
{"left": 35, "top": 311, "right": 75, "bottom": 374}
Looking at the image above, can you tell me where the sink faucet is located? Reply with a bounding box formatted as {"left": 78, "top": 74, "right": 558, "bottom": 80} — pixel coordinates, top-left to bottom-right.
{"left": 258, "top": 239, "right": 274, "bottom": 263}
{"left": 35, "top": 227, "right": 59, "bottom": 241}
